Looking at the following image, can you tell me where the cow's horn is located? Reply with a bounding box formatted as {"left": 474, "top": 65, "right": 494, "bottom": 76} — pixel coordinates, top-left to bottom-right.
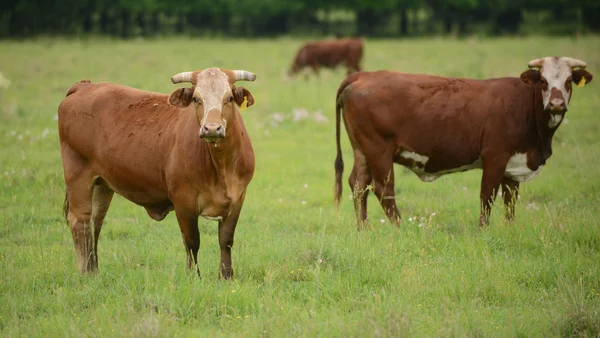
{"left": 171, "top": 71, "right": 193, "bottom": 84}
{"left": 221, "top": 69, "right": 256, "bottom": 84}
{"left": 527, "top": 58, "right": 544, "bottom": 69}
{"left": 563, "top": 57, "right": 587, "bottom": 69}
{"left": 233, "top": 70, "right": 256, "bottom": 82}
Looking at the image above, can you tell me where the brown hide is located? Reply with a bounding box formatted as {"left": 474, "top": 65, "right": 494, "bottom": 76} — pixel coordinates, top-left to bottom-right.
{"left": 290, "top": 38, "right": 363, "bottom": 76}
{"left": 58, "top": 74, "right": 255, "bottom": 278}
{"left": 334, "top": 67, "right": 592, "bottom": 228}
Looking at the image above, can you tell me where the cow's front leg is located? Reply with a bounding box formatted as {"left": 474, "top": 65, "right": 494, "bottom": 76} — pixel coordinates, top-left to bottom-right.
{"left": 310, "top": 62, "right": 320, "bottom": 77}
{"left": 174, "top": 208, "right": 200, "bottom": 275}
{"left": 218, "top": 192, "right": 246, "bottom": 280}
{"left": 501, "top": 178, "right": 520, "bottom": 222}
{"left": 479, "top": 156, "right": 510, "bottom": 226}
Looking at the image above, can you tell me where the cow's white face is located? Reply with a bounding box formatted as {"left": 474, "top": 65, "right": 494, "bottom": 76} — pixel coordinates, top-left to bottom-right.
{"left": 520, "top": 57, "right": 593, "bottom": 123}
{"left": 538, "top": 57, "right": 574, "bottom": 112}
{"left": 193, "top": 69, "right": 235, "bottom": 141}
{"left": 167, "top": 68, "right": 255, "bottom": 143}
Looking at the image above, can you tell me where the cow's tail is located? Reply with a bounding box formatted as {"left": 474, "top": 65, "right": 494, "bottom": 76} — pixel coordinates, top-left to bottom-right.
{"left": 334, "top": 74, "right": 359, "bottom": 210}
{"left": 63, "top": 192, "right": 69, "bottom": 226}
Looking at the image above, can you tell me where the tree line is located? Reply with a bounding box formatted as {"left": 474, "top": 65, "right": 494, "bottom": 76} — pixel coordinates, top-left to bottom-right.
{"left": 1, "top": 0, "right": 599, "bottom": 38}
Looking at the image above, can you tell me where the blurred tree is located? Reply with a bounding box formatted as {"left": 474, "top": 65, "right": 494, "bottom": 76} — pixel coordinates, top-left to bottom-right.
{"left": 396, "top": 0, "right": 422, "bottom": 35}
{"left": 0, "top": 0, "right": 598, "bottom": 38}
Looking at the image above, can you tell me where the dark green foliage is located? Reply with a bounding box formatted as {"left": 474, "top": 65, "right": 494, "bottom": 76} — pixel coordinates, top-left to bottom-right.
{"left": 0, "top": 0, "right": 596, "bottom": 38}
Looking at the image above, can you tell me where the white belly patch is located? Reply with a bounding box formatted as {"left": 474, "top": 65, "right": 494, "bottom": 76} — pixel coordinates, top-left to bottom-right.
{"left": 504, "top": 153, "right": 543, "bottom": 182}
{"left": 398, "top": 150, "right": 482, "bottom": 182}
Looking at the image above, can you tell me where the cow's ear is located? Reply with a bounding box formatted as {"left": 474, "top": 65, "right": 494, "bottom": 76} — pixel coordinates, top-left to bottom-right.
{"left": 572, "top": 69, "right": 593, "bottom": 87}
{"left": 168, "top": 87, "right": 194, "bottom": 107}
{"left": 232, "top": 86, "right": 255, "bottom": 111}
{"left": 520, "top": 69, "right": 541, "bottom": 86}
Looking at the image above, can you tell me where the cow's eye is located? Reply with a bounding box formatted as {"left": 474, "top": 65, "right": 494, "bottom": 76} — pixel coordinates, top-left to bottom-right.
{"left": 540, "top": 79, "right": 548, "bottom": 87}
{"left": 193, "top": 97, "right": 201, "bottom": 104}
{"left": 227, "top": 95, "right": 233, "bottom": 102}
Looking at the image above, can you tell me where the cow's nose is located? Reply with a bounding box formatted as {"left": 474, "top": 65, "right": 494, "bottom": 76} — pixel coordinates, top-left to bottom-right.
{"left": 549, "top": 98, "right": 566, "bottom": 112}
{"left": 200, "top": 123, "right": 225, "bottom": 139}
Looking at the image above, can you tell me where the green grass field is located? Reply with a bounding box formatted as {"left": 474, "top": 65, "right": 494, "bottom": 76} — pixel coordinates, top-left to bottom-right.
{"left": 1, "top": 36, "right": 599, "bottom": 337}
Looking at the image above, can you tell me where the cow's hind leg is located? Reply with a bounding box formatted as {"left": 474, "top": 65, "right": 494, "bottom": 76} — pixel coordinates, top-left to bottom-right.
{"left": 65, "top": 174, "right": 112, "bottom": 273}
{"left": 348, "top": 149, "right": 372, "bottom": 229}
{"left": 89, "top": 180, "right": 114, "bottom": 266}
{"left": 370, "top": 151, "right": 401, "bottom": 226}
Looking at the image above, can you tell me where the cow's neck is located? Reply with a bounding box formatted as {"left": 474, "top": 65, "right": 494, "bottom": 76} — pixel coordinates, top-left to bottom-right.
{"left": 529, "top": 84, "right": 556, "bottom": 163}
{"left": 202, "top": 115, "right": 248, "bottom": 200}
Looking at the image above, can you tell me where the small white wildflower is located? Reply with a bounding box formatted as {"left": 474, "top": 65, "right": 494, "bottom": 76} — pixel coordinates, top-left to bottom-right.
{"left": 301, "top": 200, "right": 307, "bottom": 205}
{"left": 408, "top": 217, "right": 413, "bottom": 222}
{"left": 272, "top": 113, "right": 284, "bottom": 122}
{"left": 563, "top": 118, "right": 569, "bottom": 124}
{"left": 11, "top": 131, "right": 16, "bottom": 136}
{"left": 41, "top": 128, "right": 49, "bottom": 138}
{"left": 418, "top": 223, "right": 424, "bottom": 227}
{"left": 278, "top": 198, "right": 282, "bottom": 203}
{"left": 380, "top": 219, "right": 385, "bottom": 223}
{"left": 17, "top": 134, "right": 23, "bottom": 140}
{"left": 313, "top": 110, "right": 329, "bottom": 123}
{"left": 431, "top": 212, "right": 436, "bottom": 217}
{"left": 303, "top": 183, "right": 308, "bottom": 189}
{"left": 462, "top": 186, "right": 468, "bottom": 191}
{"left": 292, "top": 108, "right": 309, "bottom": 121}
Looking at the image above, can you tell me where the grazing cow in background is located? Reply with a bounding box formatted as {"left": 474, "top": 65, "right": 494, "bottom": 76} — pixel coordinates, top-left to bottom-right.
{"left": 334, "top": 57, "right": 593, "bottom": 227}
{"left": 289, "top": 38, "right": 363, "bottom": 77}
{"left": 58, "top": 68, "right": 257, "bottom": 279}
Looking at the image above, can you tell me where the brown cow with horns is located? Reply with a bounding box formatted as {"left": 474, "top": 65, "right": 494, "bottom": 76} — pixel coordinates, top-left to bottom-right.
{"left": 334, "top": 56, "right": 593, "bottom": 227}
{"left": 58, "top": 68, "right": 257, "bottom": 278}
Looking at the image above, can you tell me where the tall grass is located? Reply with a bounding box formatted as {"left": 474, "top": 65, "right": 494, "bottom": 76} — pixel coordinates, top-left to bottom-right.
{"left": 1, "top": 36, "right": 599, "bottom": 337}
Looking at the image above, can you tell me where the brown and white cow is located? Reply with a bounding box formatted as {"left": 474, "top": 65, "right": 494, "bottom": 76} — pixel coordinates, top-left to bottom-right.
{"left": 289, "top": 38, "right": 363, "bottom": 77}
{"left": 58, "top": 68, "right": 257, "bottom": 278}
{"left": 334, "top": 57, "right": 593, "bottom": 227}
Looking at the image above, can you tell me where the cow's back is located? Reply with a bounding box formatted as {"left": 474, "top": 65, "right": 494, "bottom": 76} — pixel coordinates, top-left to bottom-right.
{"left": 59, "top": 81, "right": 177, "bottom": 153}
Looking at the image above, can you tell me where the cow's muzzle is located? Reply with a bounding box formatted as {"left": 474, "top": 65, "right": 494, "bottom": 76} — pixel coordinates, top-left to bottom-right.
{"left": 200, "top": 122, "right": 225, "bottom": 141}
{"left": 545, "top": 98, "right": 567, "bottom": 113}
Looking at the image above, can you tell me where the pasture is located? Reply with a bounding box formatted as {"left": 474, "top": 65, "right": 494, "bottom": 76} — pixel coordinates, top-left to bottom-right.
{"left": 1, "top": 36, "right": 599, "bottom": 337}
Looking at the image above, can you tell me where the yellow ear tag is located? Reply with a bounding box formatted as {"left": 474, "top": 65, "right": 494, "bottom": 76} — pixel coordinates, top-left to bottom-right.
{"left": 240, "top": 96, "right": 248, "bottom": 112}
{"left": 577, "top": 77, "right": 586, "bottom": 88}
